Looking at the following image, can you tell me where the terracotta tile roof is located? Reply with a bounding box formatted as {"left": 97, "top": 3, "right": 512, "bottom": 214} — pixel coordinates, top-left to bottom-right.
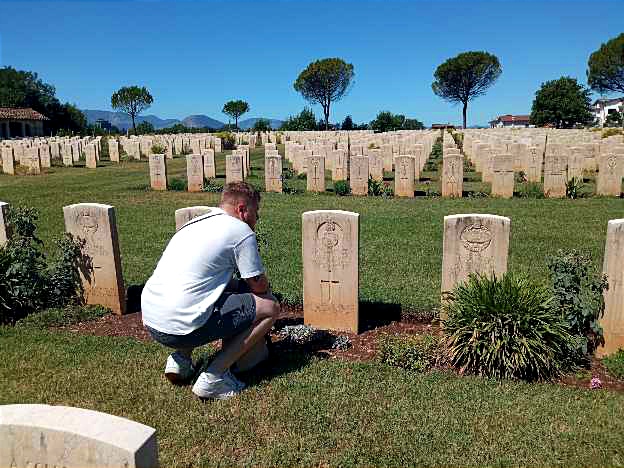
{"left": 0, "top": 108, "right": 49, "bottom": 121}
{"left": 497, "top": 114, "right": 530, "bottom": 122}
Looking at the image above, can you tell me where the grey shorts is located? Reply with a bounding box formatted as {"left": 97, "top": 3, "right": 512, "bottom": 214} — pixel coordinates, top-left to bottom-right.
{"left": 146, "top": 291, "right": 256, "bottom": 349}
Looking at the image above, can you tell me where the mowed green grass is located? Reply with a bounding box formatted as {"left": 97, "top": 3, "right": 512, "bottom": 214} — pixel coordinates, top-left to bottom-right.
{"left": 0, "top": 144, "right": 623, "bottom": 313}
{"left": 2, "top": 326, "right": 624, "bottom": 467}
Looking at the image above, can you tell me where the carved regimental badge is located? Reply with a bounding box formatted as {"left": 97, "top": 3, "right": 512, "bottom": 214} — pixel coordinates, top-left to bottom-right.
{"left": 315, "top": 220, "right": 350, "bottom": 273}
{"left": 460, "top": 223, "right": 492, "bottom": 253}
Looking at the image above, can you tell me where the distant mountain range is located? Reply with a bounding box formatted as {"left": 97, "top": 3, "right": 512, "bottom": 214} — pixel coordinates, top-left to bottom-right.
{"left": 83, "top": 110, "right": 284, "bottom": 131}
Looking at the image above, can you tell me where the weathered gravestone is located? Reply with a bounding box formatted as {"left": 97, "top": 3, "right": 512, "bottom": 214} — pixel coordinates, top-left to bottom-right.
{"left": 85, "top": 144, "right": 97, "bottom": 169}
{"left": 39, "top": 144, "right": 51, "bottom": 168}
{"left": 511, "top": 143, "right": 527, "bottom": 172}
{"left": 442, "top": 152, "right": 463, "bottom": 198}
{"left": 543, "top": 153, "right": 567, "bottom": 198}
{"left": 71, "top": 141, "right": 81, "bottom": 162}
{"left": 368, "top": 149, "right": 384, "bottom": 182}
{"left": 303, "top": 210, "right": 359, "bottom": 333}
{"left": 27, "top": 146, "right": 41, "bottom": 175}
{"left": 108, "top": 139, "right": 120, "bottom": 162}
{"left": 597, "top": 153, "right": 622, "bottom": 196}
{"left": 2, "top": 146, "right": 15, "bottom": 175}
{"left": 202, "top": 148, "right": 216, "bottom": 178}
{"left": 0, "top": 201, "right": 9, "bottom": 247}
{"left": 186, "top": 154, "right": 204, "bottom": 192}
{"left": 50, "top": 141, "right": 60, "bottom": 160}
{"left": 598, "top": 219, "right": 624, "bottom": 357}
{"left": 527, "top": 146, "right": 542, "bottom": 182}
{"left": 381, "top": 144, "right": 393, "bottom": 172}
{"left": 265, "top": 155, "right": 283, "bottom": 193}
{"left": 0, "top": 404, "right": 158, "bottom": 468}
{"left": 149, "top": 154, "right": 167, "bottom": 191}
{"left": 568, "top": 147, "right": 584, "bottom": 181}
{"left": 129, "top": 141, "right": 141, "bottom": 160}
{"left": 350, "top": 155, "right": 369, "bottom": 196}
{"left": 226, "top": 153, "right": 244, "bottom": 184}
{"left": 394, "top": 155, "right": 415, "bottom": 198}
{"left": 306, "top": 155, "right": 326, "bottom": 192}
{"left": 331, "top": 149, "right": 348, "bottom": 181}
{"left": 63, "top": 143, "right": 73, "bottom": 166}
{"left": 441, "top": 214, "right": 510, "bottom": 317}
{"left": 491, "top": 153, "right": 514, "bottom": 198}
{"left": 175, "top": 206, "right": 215, "bottom": 231}
{"left": 63, "top": 203, "right": 126, "bottom": 315}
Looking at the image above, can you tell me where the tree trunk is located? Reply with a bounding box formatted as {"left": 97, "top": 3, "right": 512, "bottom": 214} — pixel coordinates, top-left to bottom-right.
{"left": 235, "top": 116, "right": 238, "bottom": 131}
{"left": 462, "top": 102, "right": 468, "bottom": 129}
{"left": 131, "top": 114, "right": 137, "bottom": 135}
{"left": 324, "top": 102, "right": 330, "bottom": 131}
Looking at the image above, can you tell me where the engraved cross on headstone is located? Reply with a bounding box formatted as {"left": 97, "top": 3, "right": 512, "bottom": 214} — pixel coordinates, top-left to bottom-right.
{"left": 321, "top": 280, "right": 340, "bottom": 304}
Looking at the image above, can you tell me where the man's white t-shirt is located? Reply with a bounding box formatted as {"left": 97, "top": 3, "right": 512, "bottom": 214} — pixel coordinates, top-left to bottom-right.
{"left": 141, "top": 208, "right": 265, "bottom": 335}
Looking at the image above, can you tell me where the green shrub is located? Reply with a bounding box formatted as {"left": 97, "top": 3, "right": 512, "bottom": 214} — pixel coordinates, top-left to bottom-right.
{"left": 517, "top": 182, "right": 545, "bottom": 198}
{"left": 216, "top": 131, "right": 235, "bottom": 150}
{"left": 547, "top": 250, "right": 608, "bottom": 357}
{"left": 381, "top": 182, "right": 394, "bottom": 198}
{"left": 443, "top": 273, "right": 573, "bottom": 381}
{"left": 378, "top": 334, "right": 441, "bottom": 372}
{"left": 514, "top": 171, "right": 527, "bottom": 184}
{"left": 334, "top": 180, "right": 350, "bottom": 196}
{"left": 601, "top": 128, "right": 622, "bottom": 139}
{"left": 368, "top": 176, "right": 384, "bottom": 196}
{"left": 203, "top": 178, "right": 223, "bottom": 193}
{"left": 565, "top": 177, "right": 587, "bottom": 199}
{"left": 296, "top": 172, "right": 307, "bottom": 180}
{"left": 603, "top": 349, "right": 624, "bottom": 379}
{"left": 282, "top": 180, "right": 301, "bottom": 194}
{"left": 151, "top": 144, "right": 166, "bottom": 154}
{"left": 0, "top": 207, "right": 84, "bottom": 325}
{"left": 282, "top": 167, "right": 295, "bottom": 180}
{"left": 168, "top": 178, "right": 187, "bottom": 191}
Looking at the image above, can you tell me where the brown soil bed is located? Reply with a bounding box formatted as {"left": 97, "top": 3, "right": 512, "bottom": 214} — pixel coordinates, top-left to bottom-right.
{"left": 60, "top": 306, "right": 624, "bottom": 393}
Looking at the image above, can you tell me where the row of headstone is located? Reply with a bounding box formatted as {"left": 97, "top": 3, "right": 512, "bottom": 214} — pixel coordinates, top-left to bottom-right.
{"left": 0, "top": 198, "right": 621, "bottom": 355}
{"left": 0, "top": 135, "right": 106, "bottom": 173}
{"left": 461, "top": 128, "right": 624, "bottom": 197}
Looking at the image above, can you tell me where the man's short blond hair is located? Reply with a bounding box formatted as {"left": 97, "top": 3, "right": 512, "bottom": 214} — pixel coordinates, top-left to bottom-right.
{"left": 221, "top": 182, "right": 261, "bottom": 207}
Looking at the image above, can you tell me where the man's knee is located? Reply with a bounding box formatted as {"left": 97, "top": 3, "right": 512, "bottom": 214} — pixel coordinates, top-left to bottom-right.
{"left": 254, "top": 293, "right": 280, "bottom": 321}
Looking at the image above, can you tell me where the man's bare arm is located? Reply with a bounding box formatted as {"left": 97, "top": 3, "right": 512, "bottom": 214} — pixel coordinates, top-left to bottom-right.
{"left": 245, "top": 273, "right": 270, "bottom": 295}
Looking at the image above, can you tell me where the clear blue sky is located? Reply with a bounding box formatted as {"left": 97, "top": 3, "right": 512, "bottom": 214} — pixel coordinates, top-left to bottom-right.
{"left": 1, "top": 0, "right": 622, "bottom": 126}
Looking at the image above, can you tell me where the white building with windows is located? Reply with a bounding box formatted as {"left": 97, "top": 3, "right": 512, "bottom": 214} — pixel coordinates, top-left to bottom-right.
{"left": 593, "top": 97, "right": 624, "bottom": 126}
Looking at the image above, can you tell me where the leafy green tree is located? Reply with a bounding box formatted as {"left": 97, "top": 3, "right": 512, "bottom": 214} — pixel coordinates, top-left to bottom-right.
{"left": 432, "top": 51, "right": 502, "bottom": 129}
{"left": 587, "top": 33, "right": 624, "bottom": 96}
{"left": 341, "top": 115, "right": 354, "bottom": 130}
{"left": 130, "top": 121, "right": 155, "bottom": 135}
{"left": 605, "top": 111, "right": 623, "bottom": 127}
{"left": 294, "top": 57, "right": 355, "bottom": 130}
{"left": 0, "top": 66, "right": 87, "bottom": 134}
{"left": 530, "top": 77, "right": 593, "bottom": 128}
{"left": 222, "top": 100, "right": 249, "bottom": 130}
{"left": 111, "top": 86, "right": 153, "bottom": 135}
{"left": 403, "top": 118, "right": 425, "bottom": 130}
{"left": 280, "top": 108, "right": 317, "bottom": 131}
{"left": 370, "top": 111, "right": 404, "bottom": 132}
{"left": 252, "top": 118, "right": 271, "bottom": 132}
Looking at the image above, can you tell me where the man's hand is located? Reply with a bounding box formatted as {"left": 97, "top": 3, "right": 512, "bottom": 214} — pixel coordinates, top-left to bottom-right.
{"left": 245, "top": 273, "right": 270, "bottom": 295}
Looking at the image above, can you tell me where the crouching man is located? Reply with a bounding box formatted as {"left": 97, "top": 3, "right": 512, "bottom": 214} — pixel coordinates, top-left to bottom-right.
{"left": 141, "top": 182, "right": 280, "bottom": 400}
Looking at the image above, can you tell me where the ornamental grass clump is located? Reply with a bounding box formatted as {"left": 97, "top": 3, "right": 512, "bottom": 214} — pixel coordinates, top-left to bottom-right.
{"left": 443, "top": 273, "right": 573, "bottom": 381}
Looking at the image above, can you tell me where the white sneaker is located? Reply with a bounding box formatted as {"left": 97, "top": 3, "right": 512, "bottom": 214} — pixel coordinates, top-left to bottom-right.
{"left": 224, "top": 369, "right": 246, "bottom": 391}
{"left": 192, "top": 371, "right": 241, "bottom": 400}
{"left": 164, "top": 352, "right": 195, "bottom": 384}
